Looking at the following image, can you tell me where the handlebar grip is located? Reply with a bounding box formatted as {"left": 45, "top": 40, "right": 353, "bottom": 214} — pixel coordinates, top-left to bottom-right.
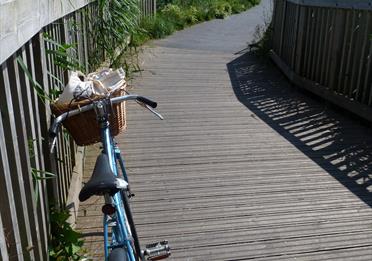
{"left": 137, "top": 96, "right": 157, "bottom": 109}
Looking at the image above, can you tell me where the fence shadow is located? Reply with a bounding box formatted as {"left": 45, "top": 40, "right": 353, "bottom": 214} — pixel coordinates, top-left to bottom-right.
{"left": 227, "top": 52, "right": 372, "bottom": 207}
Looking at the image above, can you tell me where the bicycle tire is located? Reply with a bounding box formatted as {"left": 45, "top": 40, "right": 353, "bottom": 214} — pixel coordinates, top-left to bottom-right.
{"left": 108, "top": 247, "right": 128, "bottom": 261}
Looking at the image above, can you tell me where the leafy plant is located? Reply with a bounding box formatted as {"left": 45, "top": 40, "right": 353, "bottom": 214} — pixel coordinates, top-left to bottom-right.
{"left": 27, "top": 137, "right": 56, "bottom": 204}
{"left": 209, "top": 2, "right": 232, "bottom": 19}
{"left": 49, "top": 207, "right": 87, "bottom": 260}
{"left": 32, "top": 169, "right": 56, "bottom": 205}
{"left": 16, "top": 56, "right": 53, "bottom": 102}
{"left": 44, "top": 34, "right": 85, "bottom": 72}
{"left": 90, "top": 0, "right": 141, "bottom": 68}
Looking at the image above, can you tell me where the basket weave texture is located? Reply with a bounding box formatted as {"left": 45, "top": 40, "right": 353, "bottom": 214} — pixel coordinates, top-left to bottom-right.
{"left": 50, "top": 84, "right": 127, "bottom": 146}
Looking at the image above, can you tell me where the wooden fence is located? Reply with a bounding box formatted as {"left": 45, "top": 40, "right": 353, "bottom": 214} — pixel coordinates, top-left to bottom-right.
{"left": 271, "top": 0, "right": 372, "bottom": 122}
{"left": 0, "top": 1, "right": 155, "bottom": 260}
{"left": 140, "top": 0, "right": 157, "bottom": 17}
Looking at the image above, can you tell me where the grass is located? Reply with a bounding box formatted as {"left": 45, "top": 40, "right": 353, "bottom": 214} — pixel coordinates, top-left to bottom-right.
{"left": 130, "top": 0, "right": 261, "bottom": 47}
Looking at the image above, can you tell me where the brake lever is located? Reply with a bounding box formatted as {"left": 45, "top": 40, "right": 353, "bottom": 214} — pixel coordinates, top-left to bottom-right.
{"left": 136, "top": 101, "right": 164, "bottom": 120}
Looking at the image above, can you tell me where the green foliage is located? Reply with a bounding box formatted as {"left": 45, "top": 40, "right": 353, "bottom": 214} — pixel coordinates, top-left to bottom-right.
{"left": 254, "top": 24, "right": 273, "bottom": 57}
{"left": 49, "top": 207, "right": 87, "bottom": 261}
{"left": 140, "top": 16, "right": 176, "bottom": 39}
{"left": 16, "top": 56, "right": 53, "bottom": 102}
{"left": 140, "top": 0, "right": 261, "bottom": 42}
{"left": 44, "top": 39, "right": 84, "bottom": 72}
{"left": 209, "top": 1, "right": 232, "bottom": 19}
{"left": 27, "top": 137, "right": 56, "bottom": 205}
{"left": 90, "top": 0, "right": 141, "bottom": 68}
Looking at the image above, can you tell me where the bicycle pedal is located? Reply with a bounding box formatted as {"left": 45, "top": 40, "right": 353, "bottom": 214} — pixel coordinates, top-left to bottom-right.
{"left": 143, "top": 240, "right": 170, "bottom": 260}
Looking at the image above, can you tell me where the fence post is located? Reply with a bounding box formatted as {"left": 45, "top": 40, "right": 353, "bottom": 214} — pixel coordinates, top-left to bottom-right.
{"left": 279, "top": 0, "right": 288, "bottom": 57}
{"left": 294, "top": 6, "right": 306, "bottom": 74}
{"left": 32, "top": 32, "right": 60, "bottom": 206}
{"left": 0, "top": 98, "right": 23, "bottom": 260}
{"left": 329, "top": 9, "right": 346, "bottom": 92}
{"left": 26, "top": 38, "right": 49, "bottom": 259}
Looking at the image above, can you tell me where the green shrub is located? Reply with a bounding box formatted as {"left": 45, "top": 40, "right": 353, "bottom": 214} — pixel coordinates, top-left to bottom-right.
{"left": 141, "top": 16, "right": 176, "bottom": 39}
{"left": 184, "top": 6, "right": 199, "bottom": 25}
{"left": 130, "top": 27, "right": 151, "bottom": 47}
{"left": 210, "top": 2, "right": 233, "bottom": 19}
{"left": 137, "top": 0, "right": 261, "bottom": 42}
{"left": 161, "top": 4, "right": 186, "bottom": 29}
{"left": 49, "top": 207, "right": 86, "bottom": 260}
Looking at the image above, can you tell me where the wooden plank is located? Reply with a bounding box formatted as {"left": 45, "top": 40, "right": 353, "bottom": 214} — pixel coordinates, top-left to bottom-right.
{"left": 328, "top": 9, "right": 344, "bottom": 91}
{"left": 0, "top": 71, "right": 23, "bottom": 260}
{"left": 0, "top": 210, "right": 9, "bottom": 261}
{"left": 58, "top": 19, "right": 72, "bottom": 205}
{"left": 310, "top": 7, "right": 321, "bottom": 80}
{"left": 287, "top": 0, "right": 372, "bottom": 10}
{"left": 365, "top": 18, "right": 372, "bottom": 105}
{"left": 271, "top": 0, "right": 280, "bottom": 53}
{"left": 351, "top": 12, "right": 369, "bottom": 101}
{"left": 288, "top": 2, "right": 297, "bottom": 68}
{"left": 21, "top": 45, "right": 41, "bottom": 201}
{"left": 279, "top": 0, "right": 288, "bottom": 57}
{"left": 310, "top": 7, "right": 321, "bottom": 81}
{"left": 314, "top": 8, "right": 326, "bottom": 83}
{"left": 305, "top": 8, "right": 316, "bottom": 79}
{"left": 17, "top": 46, "right": 45, "bottom": 260}
{"left": 357, "top": 12, "right": 371, "bottom": 103}
{"left": 9, "top": 56, "right": 40, "bottom": 260}
{"left": 60, "top": 134, "right": 70, "bottom": 203}
{"left": 0, "top": 63, "right": 31, "bottom": 260}
{"left": 26, "top": 39, "right": 49, "bottom": 260}
{"left": 56, "top": 135, "right": 66, "bottom": 205}
{"left": 320, "top": 8, "right": 332, "bottom": 86}
{"left": 81, "top": 9, "right": 89, "bottom": 71}
{"left": 291, "top": 4, "right": 301, "bottom": 71}
{"left": 344, "top": 10, "right": 358, "bottom": 97}
{"left": 75, "top": 11, "right": 84, "bottom": 67}
{"left": 32, "top": 32, "right": 60, "bottom": 205}
{"left": 367, "top": 39, "right": 372, "bottom": 105}
{"left": 49, "top": 22, "right": 67, "bottom": 205}
{"left": 301, "top": 7, "right": 311, "bottom": 76}
{"left": 337, "top": 10, "right": 351, "bottom": 94}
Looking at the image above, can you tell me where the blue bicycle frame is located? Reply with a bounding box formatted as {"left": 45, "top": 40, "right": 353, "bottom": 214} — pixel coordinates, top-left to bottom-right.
{"left": 100, "top": 115, "right": 136, "bottom": 261}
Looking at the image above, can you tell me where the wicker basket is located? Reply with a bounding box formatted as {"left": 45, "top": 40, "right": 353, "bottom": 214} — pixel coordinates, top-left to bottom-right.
{"left": 50, "top": 84, "right": 127, "bottom": 146}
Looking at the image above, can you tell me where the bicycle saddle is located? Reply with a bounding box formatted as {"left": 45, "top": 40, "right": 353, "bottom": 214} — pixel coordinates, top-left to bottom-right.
{"left": 79, "top": 153, "right": 120, "bottom": 202}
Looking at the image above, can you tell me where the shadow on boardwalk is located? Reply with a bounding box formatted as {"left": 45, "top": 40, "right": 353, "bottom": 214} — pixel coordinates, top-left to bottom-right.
{"left": 228, "top": 52, "right": 372, "bottom": 207}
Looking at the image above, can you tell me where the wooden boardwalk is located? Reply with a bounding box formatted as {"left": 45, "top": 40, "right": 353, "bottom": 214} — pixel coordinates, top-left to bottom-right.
{"left": 77, "top": 1, "right": 372, "bottom": 260}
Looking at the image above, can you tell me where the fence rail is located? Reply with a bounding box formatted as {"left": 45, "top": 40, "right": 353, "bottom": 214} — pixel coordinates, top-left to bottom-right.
{"left": 0, "top": 1, "right": 155, "bottom": 260}
{"left": 271, "top": 0, "right": 372, "bottom": 122}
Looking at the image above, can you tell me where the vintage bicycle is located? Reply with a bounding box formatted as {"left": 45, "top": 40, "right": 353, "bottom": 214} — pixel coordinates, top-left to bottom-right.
{"left": 49, "top": 93, "right": 170, "bottom": 261}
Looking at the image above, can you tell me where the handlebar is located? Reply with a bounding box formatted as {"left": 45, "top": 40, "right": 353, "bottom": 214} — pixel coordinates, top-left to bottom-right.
{"left": 136, "top": 96, "right": 157, "bottom": 109}
{"left": 49, "top": 94, "right": 162, "bottom": 153}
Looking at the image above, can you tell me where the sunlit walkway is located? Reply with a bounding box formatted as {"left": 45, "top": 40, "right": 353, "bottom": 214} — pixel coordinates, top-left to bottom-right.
{"left": 77, "top": 0, "right": 372, "bottom": 259}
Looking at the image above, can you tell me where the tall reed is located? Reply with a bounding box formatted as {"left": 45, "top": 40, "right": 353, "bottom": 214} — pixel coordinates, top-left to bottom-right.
{"left": 90, "top": 0, "right": 141, "bottom": 68}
